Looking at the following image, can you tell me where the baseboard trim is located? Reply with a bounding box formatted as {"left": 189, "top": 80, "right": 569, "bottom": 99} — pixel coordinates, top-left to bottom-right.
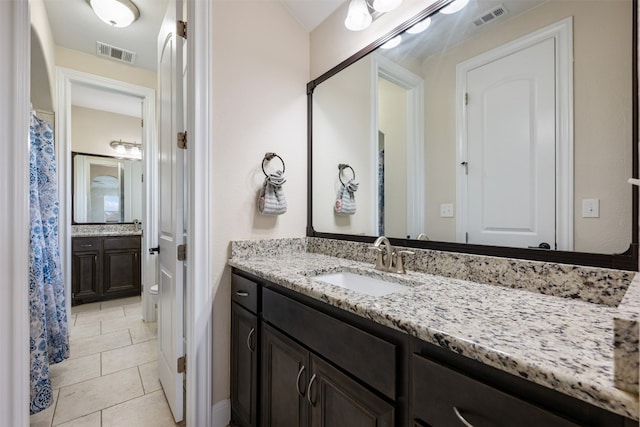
{"left": 211, "top": 399, "right": 230, "bottom": 427}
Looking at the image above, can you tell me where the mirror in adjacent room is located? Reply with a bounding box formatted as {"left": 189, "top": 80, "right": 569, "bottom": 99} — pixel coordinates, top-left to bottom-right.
{"left": 72, "top": 152, "right": 143, "bottom": 223}
{"left": 310, "top": 0, "right": 636, "bottom": 265}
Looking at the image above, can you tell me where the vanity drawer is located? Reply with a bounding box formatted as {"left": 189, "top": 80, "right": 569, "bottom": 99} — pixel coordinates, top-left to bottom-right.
{"left": 72, "top": 237, "right": 101, "bottom": 251}
{"left": 263, "top": 287, "right": 397, "bottom": 399}
{"left": 232, "top": 273, "right": 259, "bottom": 314}
{"left": 103, "top": 236, "right": 141, "bottom": 250}
{"left": 412, "top": 353, "right": 579, "bottom": 427}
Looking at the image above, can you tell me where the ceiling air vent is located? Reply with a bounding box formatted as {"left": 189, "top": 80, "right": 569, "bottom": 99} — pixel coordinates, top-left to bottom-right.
{"left": 96, "top": 41, "right": 136, "bottom": 65}
{"left": 472, "top": 4, "right": 509, "bottom": 27}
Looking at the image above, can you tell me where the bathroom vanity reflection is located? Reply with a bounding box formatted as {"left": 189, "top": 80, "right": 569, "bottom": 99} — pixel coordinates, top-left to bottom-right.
{"left": 72, "top": 152, "right": 142, "bottom": 224}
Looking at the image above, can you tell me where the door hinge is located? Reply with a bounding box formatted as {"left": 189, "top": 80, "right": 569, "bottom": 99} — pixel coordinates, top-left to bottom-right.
{"left": 465, "top": 232, "right": 469, "bottom": 243}
{"left": 141, "top": 118, "right": 144, "bottom": 127}
{"left": 141, "top": 173, "right": 144, "bottom": 183}
{"left": 465, "top": 92, "right": 469, "bottom": 105}
{"left": 177, "top": 244, "right": 187, "bottom": 261}
{"left": 177, "top": 131, "right": 187, "bottom": 149}
{"left": 177, "top": 20, "right": 187, "bottom": 39}
{"left": 177, "top": 355, "right": 186, "bottom": 373}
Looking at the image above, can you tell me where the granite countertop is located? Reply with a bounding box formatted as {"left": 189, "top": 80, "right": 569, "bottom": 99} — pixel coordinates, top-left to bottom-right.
{"left": 71, "top": 230, "right": 142, "bottom": 237}
{"left": 228, "top": 251, "right": 639, "bottom": 420}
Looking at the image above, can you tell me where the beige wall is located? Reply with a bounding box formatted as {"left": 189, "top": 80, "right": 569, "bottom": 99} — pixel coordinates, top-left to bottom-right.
{"left": 56, "top": 46, "right": 157, "bottom": 89}
{"left": 71, "top": 106, "right": 141, "bottom": 157}
{"left": 30, "top": 0, "right": 56, "bottom": 111}
{"left": 420, "top": 1, "right": 632, "bottom": 253}
{"left": 211, "top": 0, "right": 309, "bottom": 404}
{"left": 313, "top": 57, "right": 375, "bottom": 235}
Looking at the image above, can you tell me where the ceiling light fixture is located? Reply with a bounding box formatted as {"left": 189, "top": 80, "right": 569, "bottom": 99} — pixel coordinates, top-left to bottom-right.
{"left": 344, "top": 0, "right": 373, "bottom": 31}
{"left": 440, "top": 0, "right": 469, "bottom": 15}
{"left": 110, "top": 140, "right": 141, "bottom": 157}
{"left": 380, "top": 35, "right": 402, "bottom": 49}
{"left": 371, "top": 0, "right": 402, "bottom": 13}
{"left": 89, "top": 0, "right": 140, "bottom": 28}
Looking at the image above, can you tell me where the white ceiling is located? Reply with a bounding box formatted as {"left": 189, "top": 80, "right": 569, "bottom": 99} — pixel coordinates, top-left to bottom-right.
{"left": 43, "top": 0, "right": 343, "bottom": 116}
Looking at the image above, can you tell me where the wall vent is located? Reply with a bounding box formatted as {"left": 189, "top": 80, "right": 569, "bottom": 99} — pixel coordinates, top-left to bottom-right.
{"left": 96, "top": 41, "right": 136, "bottom": 65}
{"left": 472, "top": 4, "right": 509, "bottom": 27}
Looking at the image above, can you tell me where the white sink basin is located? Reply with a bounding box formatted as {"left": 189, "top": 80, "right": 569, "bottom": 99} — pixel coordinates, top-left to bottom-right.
{"left": 312, "top": 271, "right": 408, "bottom": 297}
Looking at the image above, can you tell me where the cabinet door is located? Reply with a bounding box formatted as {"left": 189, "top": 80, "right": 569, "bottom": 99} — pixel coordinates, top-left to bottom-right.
{"left": 71, "top": 250, "right": 100, "bottom": 302}
{"left": 231, "top": 303, "right": 259, "bottom": 427}
{"left": 309, "top": 355, "right": 394, "bottom": 427}
{"left": 262, "top": 324, "right": 309, "bottom": 427}
{"left": 103, "top": 236, "right": 141, "bottom": 295}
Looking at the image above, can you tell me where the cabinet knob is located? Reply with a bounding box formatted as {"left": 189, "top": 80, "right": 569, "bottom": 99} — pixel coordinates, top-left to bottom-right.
{"left": 295, "top": 365, "right": 306, "bottom": 397}
{"left": 246, "top": 328, "right": 256, "bottom": 352}
{"left": 453, "top": 406, "right": 474, "bottom": 427}
{"left": 307, "top": 374, "right": 317, "bottom": 406}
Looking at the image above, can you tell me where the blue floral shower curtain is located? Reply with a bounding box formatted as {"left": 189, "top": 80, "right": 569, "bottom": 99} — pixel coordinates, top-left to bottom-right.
{"left": 29, "top": 112, "right": 69, "bottom": 414}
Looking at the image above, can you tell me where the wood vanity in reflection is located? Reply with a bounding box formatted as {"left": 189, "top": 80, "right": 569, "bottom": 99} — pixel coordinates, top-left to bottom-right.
{"left": 71, "top": 235, "right": 141, "bottom": 305}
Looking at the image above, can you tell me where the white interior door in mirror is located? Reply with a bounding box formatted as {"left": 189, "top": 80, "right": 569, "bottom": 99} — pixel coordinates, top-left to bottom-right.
{"left": 460, "top": 37, "right": 557, "bottom": 249}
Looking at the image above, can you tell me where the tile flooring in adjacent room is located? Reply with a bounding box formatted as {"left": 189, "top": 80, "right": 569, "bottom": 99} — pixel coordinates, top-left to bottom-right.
{"left": 30, "top": 296, "right": 183, "bottom": 427}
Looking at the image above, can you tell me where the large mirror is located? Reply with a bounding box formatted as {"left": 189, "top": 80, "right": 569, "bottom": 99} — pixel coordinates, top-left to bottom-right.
{"left": 72, "top": 152, "right": 143, "bottom": 224}
{"left": 308, "top": 0, "right": 638, "bottom": 270}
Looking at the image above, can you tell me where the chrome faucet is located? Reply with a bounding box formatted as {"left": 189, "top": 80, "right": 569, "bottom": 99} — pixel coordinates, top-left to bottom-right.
{"left": 369, "top": 236, "right": 414, "bottom": 274}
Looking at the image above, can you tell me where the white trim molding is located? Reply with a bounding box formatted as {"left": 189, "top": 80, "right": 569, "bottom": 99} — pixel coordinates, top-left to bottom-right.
{"left": 1, "top": 1, "right": 31, "bottom": 426}
{"left": 455, "top": 17, "right": 574, "bottom": 250}
{"left": 186, "top": 0, "right": 214, "bottom": 425}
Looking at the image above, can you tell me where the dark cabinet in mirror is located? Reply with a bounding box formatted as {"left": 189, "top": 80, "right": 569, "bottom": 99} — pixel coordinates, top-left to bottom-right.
{"left": 72, "top": 152, "right": 142, "bottom": 224}
{"left": 307, "top": 0, "right": 638, "bottom": 270}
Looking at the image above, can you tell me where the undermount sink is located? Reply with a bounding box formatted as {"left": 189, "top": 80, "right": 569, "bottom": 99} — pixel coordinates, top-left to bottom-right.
{"left": 312, "top": 271, "right": 408, "bottom": 297}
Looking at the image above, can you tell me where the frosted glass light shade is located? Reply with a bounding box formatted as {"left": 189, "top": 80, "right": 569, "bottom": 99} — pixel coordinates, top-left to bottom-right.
{"left": 372, "top": 0, "right": 402, "bottom": 13}
{"left": 90, "top": 0, "right": 140, "bottom": 28}
{"left": 344, "top": 0, "right": 372, "bottom": 31}
{"left": 406, "top": 17, "right": 431, "bottom": 34}
{"left": 440, "top": 0, "right": 469, "bottom": 14}
{"left": 380, "top": 35, "right": 402, "bottom": 49}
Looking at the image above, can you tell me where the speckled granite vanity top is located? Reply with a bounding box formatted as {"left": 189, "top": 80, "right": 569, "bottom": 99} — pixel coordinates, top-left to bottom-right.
{"left": 228, "top": 238, "right": 639, "bottom": 420}
{"left": 71, "top": 224, "right": 142, "bottom": 237}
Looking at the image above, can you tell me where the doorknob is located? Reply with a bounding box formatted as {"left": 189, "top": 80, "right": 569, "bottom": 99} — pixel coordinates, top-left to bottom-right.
{"left": 528, "top": 242, "right": 551, "bottom": 250}
{"left": 149, "top": 247, "right": 160, "bottom": 254}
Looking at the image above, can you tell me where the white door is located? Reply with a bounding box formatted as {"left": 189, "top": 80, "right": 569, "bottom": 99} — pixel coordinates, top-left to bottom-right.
{"left": 157, "top": 0, "right": 185, "bottom": 422}
{"left": 464, "top": 38, "right": 556, "bottom": 249}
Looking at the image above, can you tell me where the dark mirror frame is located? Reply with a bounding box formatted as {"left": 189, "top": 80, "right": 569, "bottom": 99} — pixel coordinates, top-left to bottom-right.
{"left": 306, "top": 0, "right": 639, "bottom": 271}
{"left": 71, "top": 151, "right": 137, "bottom": 225}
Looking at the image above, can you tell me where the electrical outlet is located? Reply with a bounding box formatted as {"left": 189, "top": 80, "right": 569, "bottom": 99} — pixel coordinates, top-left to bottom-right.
{"left": 440, "top": 203, "right": 454, "bottom": 218}
{"left": 582, "top": 199, "right": 600, "bottom": 218}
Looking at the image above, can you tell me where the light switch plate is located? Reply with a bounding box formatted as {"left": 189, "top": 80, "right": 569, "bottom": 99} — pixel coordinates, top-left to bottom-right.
{"left": 440, "top": 203, "right": 454, "bottom": 218}
{"left": 582, "top": 199, "right": 600, "bottom": 218}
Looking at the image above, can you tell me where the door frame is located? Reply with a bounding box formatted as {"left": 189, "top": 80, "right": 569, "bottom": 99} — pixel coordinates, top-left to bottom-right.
{"left": 55, "top": 67, "right": 156, "bottom": 319}
{"left": 4, "top": 1, "right": 214, "bottom": 425}
{"left": 371, "top": 53, "right": 425, "bottom": 238}
{"left": 455, "top": 18, "right": 574, "bottom": 250}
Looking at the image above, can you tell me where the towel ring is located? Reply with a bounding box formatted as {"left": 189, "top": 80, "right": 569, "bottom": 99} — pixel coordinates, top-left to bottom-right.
{"left": 338, "top": 163, "right": 355, "bottom": 185}
{"left": 262, "top": 152, "right": 285, "bottom": 177}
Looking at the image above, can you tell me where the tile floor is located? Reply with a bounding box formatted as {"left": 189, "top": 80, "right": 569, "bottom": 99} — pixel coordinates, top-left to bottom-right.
{"left": 30, "top": 296, "right": 183, "bottom": 427}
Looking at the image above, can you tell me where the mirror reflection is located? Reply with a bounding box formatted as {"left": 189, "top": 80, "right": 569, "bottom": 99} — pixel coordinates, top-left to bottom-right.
{"left": 311, "top": 0, "right": 632, "bottom": 254}
{"left": 72, "top": 152, "right": 142, "bottom": 223}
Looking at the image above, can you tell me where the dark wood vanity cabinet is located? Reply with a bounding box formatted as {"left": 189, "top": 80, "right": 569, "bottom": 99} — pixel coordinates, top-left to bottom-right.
{"left": 230, "top": 269, "right": 638, "bottom": 427}
{"left": 71, "top": 235, "right": 141, "bottom": 305}
{"left": 230, "top": 273, "right": 261, "bottom": 427}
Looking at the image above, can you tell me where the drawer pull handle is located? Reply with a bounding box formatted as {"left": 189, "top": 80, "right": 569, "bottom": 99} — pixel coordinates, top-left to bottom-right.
{"left": 246, "top": 328, "right": 255, "bottom": 352}
{"left": 81, "top": 244, "right": 93, "bottom": 248}
{"left": 236, "top": 290, "right": 249, "bottom": 297}
{"left": 295, "top": 365, "right": 306, "bottom": 397}
{"left": 453, "top": 407, "right": 474, "bottom": 427}
{"left": 307, "top": 374, "right": 317, "bottom": 406}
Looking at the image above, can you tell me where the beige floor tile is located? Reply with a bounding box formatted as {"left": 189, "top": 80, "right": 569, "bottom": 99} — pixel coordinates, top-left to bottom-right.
{"left": 101, "top": 296, "right": 141, "bottom": 309}
{"left": 30, "top": 388, "right": 59, "bottom": 427}
{"left": 130, "top": 322, "right": 157, "bottom": 344}
{"left": 68, "top": 322, "right": 101, "bottom": 341}
{"left": 101, "top": 390, "right": 179, "bottom": 427}
{"left": 124, "top": 304, "right": 142, "bottom": 318}
{"left": 138, "top": 361, "right": 161, "bottom": 394}
{"left": 70, "top": 302, "right": 102, "bottom": 314}
{"left": 53, "top": 367, "right": 143, "bottom": 425}
{"left": 74, "top": 307, "right": 125, "bottom": 326}
{"left": 100, "top": 315, "right": 145, "bottom": 335}
{"left": 102, "top": 339, "right": 157, "bottom": 375}
{"left": 53, "top": 411, "right": 100, "bottom": 427}
{"left": 69, "top": 330, "right": 131, "bottom": 359}
{"left": 50, "top": 353, "right": 101, "bottom": 389}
